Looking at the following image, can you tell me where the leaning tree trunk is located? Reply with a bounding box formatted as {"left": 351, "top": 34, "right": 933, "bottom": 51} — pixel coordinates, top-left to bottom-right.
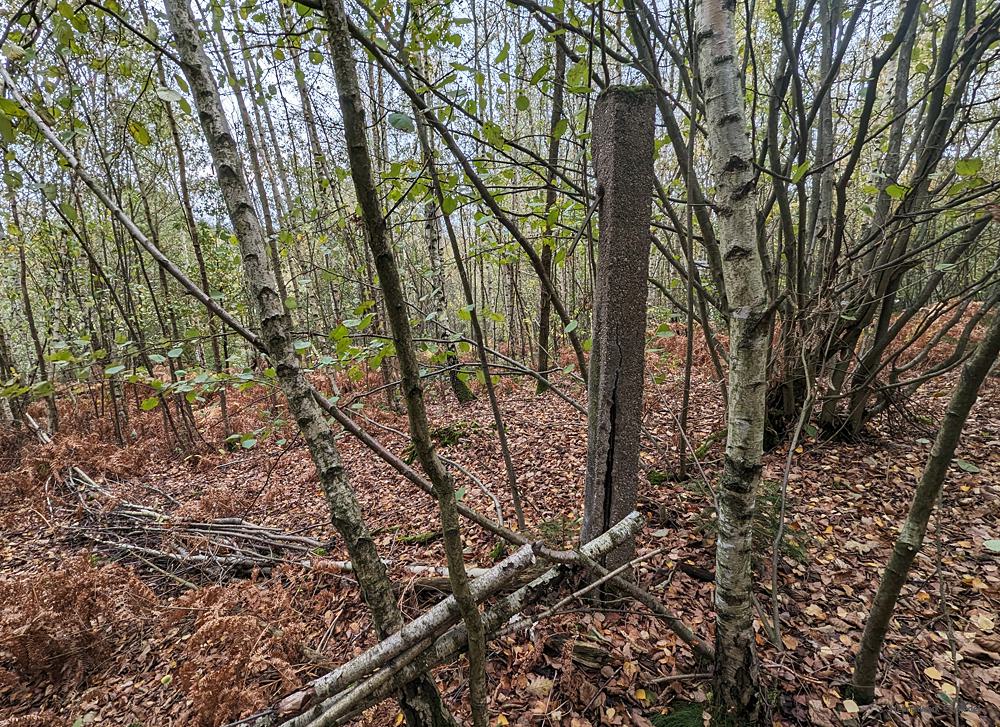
{"left": 580, "top": 86, "right": 656, "bottom": 571}
{"left": 851, "top": 292, "right": 1000, "bottom": 703}
{"left": 160, "top": 2, "right": 454, "bottom": 724}
{"left": 318, "top": 0, "right": 488, "bottom": 724}
{"left": 695, "top": 0, "right": 772, "bottom": 720}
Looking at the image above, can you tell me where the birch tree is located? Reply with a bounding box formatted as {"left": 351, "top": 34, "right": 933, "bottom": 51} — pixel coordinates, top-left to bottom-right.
{"left": 694, "top": 0, "right": 772, "bottom": 719}
{"left": 851, "top": 292, "right": 1000, "bottom": 703}
{"left": 317, "top": 0, "right": 489, "bottom": 722}
{"left": 158, "top": 1, "right": 455, "bottom": 723}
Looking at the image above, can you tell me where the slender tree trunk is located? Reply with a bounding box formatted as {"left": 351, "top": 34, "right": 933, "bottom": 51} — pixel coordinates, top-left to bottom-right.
{"left": 139, "top": 0, "right": 231, "bottom": 439}
{"left": 160, "top": 3, "right": 454, "bottom": 724}
{"left": 423, "top": 198, "right": 475, "bottom": 404}
{"left": 851, "top": 293, "right": 1000, "bottom": 703}
{"left": 208, "top": 4, "right": 289, "bottom": 305}
{"left": 318, "top": 0, "right": 488, "bottom": 722}
{"left": 536, "top": 22, "right": 566, "bottom": 392}
{"left": 407, "top": 31, "right": 475, "bottom": 406}
{"left": 412, "top": 81, "right": 526, "bottom": 531}
{"left": 695, "top": 0, "right": 772, "bottom": 719}
{"left": 678, "top": 109, "right": 697, "bottom": 479}
{"left": 7, "top": 161, "right": 58, "bottom": 433}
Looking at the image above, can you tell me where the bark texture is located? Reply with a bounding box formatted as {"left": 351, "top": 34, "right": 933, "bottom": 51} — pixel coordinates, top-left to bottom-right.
{"left": 580, "top": 86, "right": 656, "bottom": 570}
{"left": 160, "top": 2, "right": 452, "bottom": 724}
{"left": 694, "top": 0, "right": 771, "bottom": 719}
{"left": 851, "top": 295, "right": 1000, "bottom": 703}
{"left": 317, "top": 0, "right": 487, "bottom": 723}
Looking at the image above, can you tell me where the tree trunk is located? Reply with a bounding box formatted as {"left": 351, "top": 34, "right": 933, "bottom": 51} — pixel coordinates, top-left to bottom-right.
{"left": 160, "top": 2, "right": 454, "bottom": 724}
{"left": 317, "top": 0, "right": 487, "bottom": 723}
{"left": 407, "top": 29, "right": 475, "bottom": 406}
{"left": 424, "top": 198, "right": 476, "bottom": 404}
{"left": 851, "top": 293, "right": 1000, "bottom": 703}
{"left": 580, "top": 86, "right": 656, "bottom": 571}
{"left": 7, "top": 160, "right": 58, "bottom": 433}
{"left": 536, "top": 22, "right": 566, "bottom": 392}
{"left": 695, "top": 0, "right": 772, "bottom": 720}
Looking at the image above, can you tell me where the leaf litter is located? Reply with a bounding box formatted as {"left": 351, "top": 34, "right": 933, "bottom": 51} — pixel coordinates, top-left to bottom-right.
{"left": 0, "top": 346, "right": 997, "bottom": 726}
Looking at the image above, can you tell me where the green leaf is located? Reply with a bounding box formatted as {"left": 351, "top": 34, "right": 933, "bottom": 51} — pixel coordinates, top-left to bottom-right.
{"left": 884, "top": 183, "right": 907, "bottom": 200}
{"left": 0, "top": 113, "right": 13, "bottom": 144}
{"left": 241, "top": 437, "right": 257, "bottom": 449}
{"left": 515, "top": 95, "right": 529, "bottom": 111}
{"left": 284, "top": 295, "right": 298, "bottom": 310}
{"left": 127, "top": 119, "right": 151, "bottom": 146}
{"left": 293, "top": 340, "right": 312, "bottom": 351}
{"left": 59, "top": 201, "right": 77, "bottom": 222}
{"left": 387, "top": 112, "right": 415, "bottom": 133}
{"left": 955, "top": 158, "right": 982, "bottom": 177}
{"left": 166, "top": 347, "right": 184, "bottom": 359}
{"left": 956, "top": 459, "right": 980, "bottom": 473}
{"left": 104, "top": 365, "right": 126, "bottom": 376}
{"left": 791, "top": 160, "right": 811, "bottom": 184}
{"left": 141, "top": 396, "right": 160, "bottom": 411}
{"left": 564, "top": 320, "right": 578, "bottom": 334}
{"left": 984, "top": 539, "right": 1000, "bottom": 553}
{"left": 529, "top": 63, "right": 549, "bottom": 85}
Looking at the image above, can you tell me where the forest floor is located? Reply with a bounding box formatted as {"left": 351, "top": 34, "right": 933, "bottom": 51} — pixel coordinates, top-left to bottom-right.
{"left": 1, "top": 344, "right": 999, "bottom": 727}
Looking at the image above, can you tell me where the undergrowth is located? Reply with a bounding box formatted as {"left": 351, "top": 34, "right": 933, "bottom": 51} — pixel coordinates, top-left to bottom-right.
{"left": 0, "top": 555, "right": 155, "bottom": 686}
{"left": 166, "top": 568, "right": 339, "bottom": 726}
{"left": 650, "top": 701, "right": 707, "bottom": 726}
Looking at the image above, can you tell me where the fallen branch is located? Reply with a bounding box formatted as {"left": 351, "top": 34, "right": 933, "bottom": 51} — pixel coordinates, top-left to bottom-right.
{"left": 268, "top": 541, "right": 542, "bottom": 723}
{"left": 25, "top": 414, "right": 510, "bottom": 586}
{"left": 275, "top": 512, "right": 646, "bottom": 727}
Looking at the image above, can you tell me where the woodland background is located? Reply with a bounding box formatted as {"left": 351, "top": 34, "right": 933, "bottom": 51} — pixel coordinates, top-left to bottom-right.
{"left": 0, "top": 0, "right": 999, "bottom": 724}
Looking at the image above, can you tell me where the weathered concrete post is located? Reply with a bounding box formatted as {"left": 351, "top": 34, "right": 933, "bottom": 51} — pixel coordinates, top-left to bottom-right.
{"left": 581, "top": 86, "right": 657, "bottom": 569}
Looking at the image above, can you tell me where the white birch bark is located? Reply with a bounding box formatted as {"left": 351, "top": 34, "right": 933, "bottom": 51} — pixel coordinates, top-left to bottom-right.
{"left": 694, "top": 0, "right": 771, "bottom": 719}
{"left": 159, "top": 2, "right": 454, "bottom": 724}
